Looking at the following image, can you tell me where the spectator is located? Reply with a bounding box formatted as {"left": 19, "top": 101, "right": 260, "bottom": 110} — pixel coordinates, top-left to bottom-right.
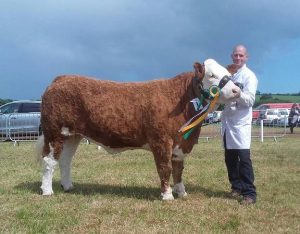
{"left": 288, "top": 103, "right": 300, "bottom": 133}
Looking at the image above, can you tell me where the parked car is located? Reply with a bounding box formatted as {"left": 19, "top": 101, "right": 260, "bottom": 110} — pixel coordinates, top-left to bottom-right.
{"left": 212, "top": 111, "right": 222, "bottom": 123}
{"left": 204, "top": 111, "right": 222, "bottom": 124}
{"left": 252, "top": 103, "right": 293, "bottom": 122}
{"left": 0, "top": 100, "right": 41, "bottom": 140}
{"left": 275, "top": 116, "right": 289, "bottom": 127}
{"left": 257, "top": 108, "right": 290, "bottom": 126}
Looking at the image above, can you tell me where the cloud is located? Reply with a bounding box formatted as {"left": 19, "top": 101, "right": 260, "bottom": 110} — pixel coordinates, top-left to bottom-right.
{"left": 0, "top": 0, "right": 300, "bottom": 99}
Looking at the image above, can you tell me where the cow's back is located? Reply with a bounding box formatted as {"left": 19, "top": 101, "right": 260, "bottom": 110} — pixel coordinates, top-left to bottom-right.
{"left": 41, "top": 73, "right": 195, "bottom": 148}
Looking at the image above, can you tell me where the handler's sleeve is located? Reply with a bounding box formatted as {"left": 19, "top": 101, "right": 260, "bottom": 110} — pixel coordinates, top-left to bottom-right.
{"left": 236, "top": 75, "right": 258, "bottom": 107}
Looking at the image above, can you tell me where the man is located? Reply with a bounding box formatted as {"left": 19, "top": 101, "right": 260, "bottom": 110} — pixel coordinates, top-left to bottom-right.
{"left": 221, "top": 44, "right": 258, "bottom": 205}
{"left": 288, "top": 103, "right": 300, "bottom": 133}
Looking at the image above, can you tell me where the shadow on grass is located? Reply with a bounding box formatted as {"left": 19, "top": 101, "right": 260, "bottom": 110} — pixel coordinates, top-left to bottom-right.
{"left": 186, "top": 183, "right": 232, "bottom": 199}
{"left": 15, "top": 181, "right": 159, "bottom": 200}
{"left": 15, "top": 181, "right": 231, "bottom": 200}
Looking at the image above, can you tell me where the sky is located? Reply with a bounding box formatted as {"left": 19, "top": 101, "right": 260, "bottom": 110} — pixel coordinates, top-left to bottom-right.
{"left": 1, "top": 0, "right": 300, "bottom": 100}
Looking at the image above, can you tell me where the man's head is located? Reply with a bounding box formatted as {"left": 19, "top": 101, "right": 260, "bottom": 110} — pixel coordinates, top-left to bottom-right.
{"left": 231, "top": 44, "right": 248, "bottom": 69}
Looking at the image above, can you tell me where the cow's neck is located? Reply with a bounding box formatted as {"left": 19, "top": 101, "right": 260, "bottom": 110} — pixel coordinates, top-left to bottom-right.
{"left": 191, "top": 76, "right": 203, "bottom": 100}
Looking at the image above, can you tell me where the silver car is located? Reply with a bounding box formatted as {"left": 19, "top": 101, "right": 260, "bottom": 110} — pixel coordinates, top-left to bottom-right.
{"left": 258, "top": 108, "right": 290, "bottom": 126}
{"left": 0, "top": 100, "right": 41, "bottom": 141}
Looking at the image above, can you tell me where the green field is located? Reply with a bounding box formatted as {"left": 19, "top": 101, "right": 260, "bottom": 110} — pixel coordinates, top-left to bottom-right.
{"left": 255, "top": 95, "right": 300, "bottom": 106}
{"left": 270, "top": 95, "right": 300, "bottom": 103}
{"left": 0, "top": 137, "right": 299, "bottom": 233}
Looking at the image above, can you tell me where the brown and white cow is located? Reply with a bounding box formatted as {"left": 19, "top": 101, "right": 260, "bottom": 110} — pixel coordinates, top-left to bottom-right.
{"left": 37, "top": 59, "right": 239, "bottom": 200}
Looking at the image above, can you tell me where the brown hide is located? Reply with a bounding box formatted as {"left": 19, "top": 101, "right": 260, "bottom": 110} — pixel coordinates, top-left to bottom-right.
{"left": 41, "top": 72, "right": 203, "bottom": 158}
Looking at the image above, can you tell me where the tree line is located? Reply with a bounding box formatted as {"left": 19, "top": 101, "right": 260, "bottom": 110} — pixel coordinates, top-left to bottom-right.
{"left": 0, "top": 99, "right": 13, "bottom": 106}
{"left": 1, "top": 91, "right": 300, "bottom": 109}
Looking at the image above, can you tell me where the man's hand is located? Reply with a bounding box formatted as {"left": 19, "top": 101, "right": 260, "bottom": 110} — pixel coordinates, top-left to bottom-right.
{"left": 232, "top": 86, "right": 241, "bottom": 98}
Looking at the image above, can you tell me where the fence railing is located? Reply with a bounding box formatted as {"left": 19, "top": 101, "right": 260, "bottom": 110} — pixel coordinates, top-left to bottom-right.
{"left": 251, "top": 118, "right": 289, "bottom": 142}
{"left": 199, "top": 122, "right": 222, "bottom": 141}
{"left": 0, "top": 114, "right": 292, "bottom": 144}
{"left": 0, "top": 113, "right": 41, "bottom": 142}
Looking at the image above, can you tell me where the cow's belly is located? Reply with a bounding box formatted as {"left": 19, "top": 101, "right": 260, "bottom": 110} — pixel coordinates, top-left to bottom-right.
{"left": 93, "top": 141, "right": 151, "bottom": 154}
{"left": 61, "top": 127, "right": 187, "bottom": 160}
{"left": 92, "top": 140, "right": 186, "bottom": 161}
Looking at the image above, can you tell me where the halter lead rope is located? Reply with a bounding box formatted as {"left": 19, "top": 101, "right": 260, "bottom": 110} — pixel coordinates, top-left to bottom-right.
{"left": 178, "top": 75, "right": 231, "bottom": 140}
{"left": 179, "top": 92, "right": 219, "bottom": 135}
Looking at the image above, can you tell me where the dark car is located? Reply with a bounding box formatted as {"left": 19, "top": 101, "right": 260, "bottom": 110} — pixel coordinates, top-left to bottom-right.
{"left": 0, "top": 100, "right": 41, "bottom": 141}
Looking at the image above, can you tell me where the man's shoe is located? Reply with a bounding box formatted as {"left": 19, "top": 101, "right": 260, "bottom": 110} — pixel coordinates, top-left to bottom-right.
{"left": 240, "top": 196, "right": 256, "bottom": 205}
{"left": 230, "top": 190, "right": 241, "bottom": 198}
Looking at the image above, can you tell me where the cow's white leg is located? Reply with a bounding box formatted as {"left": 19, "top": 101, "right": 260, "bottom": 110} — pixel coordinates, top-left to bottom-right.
{"left": 59, "top": 136, "right": 81, "bottom": 191}
{"left": 41, "top": 147, "right": 58, "bottom": 195}
{"left": 161, "top": 186, "right": 174, "bottom": 200}
{"left": 151, "top": 138, "right": 175, "bottom": 201}
{"left": 172, "top": 155, "right": 187, "bottom": 198}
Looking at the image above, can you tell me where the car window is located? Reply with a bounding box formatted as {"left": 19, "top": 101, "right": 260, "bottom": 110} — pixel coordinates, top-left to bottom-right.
{"left": 260, "top": 110, "right": 266, "bottom": 116}
{"left": 0, "top": 103, "right": 20, "bottom": 114}
{"left": 267, "top": 110, "right": 277, "bottom": 115}
{"left": 279, "top": 110, "right": 288, "bottom": 115}
{"left": 19, "top": 103, "right": 41, "bottom": 113}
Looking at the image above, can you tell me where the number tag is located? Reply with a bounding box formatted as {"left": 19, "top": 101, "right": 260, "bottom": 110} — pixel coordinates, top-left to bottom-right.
{"left": 190, "top": 98, "right": 203, "bottom": 111}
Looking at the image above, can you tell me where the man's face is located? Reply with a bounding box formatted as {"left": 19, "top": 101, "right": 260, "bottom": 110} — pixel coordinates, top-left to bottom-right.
{"left": 231, "top": 47, "right": 248, "bottom": 69}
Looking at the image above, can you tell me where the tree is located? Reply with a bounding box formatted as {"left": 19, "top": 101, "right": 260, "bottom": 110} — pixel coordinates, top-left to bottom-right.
{"left": 0, "top": 99, "right": 13, "bottom": 106}
{"left": 260, "top": 93, "right": 273, "bottom": 100}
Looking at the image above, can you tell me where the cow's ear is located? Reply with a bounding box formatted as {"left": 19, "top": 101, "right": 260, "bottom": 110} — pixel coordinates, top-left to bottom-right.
{"left": 193, "top": 62, "right": 204, "bottom": 81}
{"left": 227, "top": 64, "right": 239, "bottom": 75}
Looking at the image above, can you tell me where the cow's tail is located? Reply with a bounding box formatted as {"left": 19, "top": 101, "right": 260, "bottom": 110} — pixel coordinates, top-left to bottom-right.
{"left": 36, "top": 135, "right": 45, "bottom": 164}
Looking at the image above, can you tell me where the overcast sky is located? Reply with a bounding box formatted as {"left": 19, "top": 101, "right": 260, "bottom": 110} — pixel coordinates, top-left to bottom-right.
{"left": 1, "top": 0, "right": 300, "bottom": 100}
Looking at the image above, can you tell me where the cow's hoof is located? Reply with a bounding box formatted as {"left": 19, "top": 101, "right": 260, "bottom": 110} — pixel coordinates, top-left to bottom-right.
{"left": 41, "top": 189, "right": 54, "bottom": 196}
{"left": 160, "top": 187, "right": 174, "bottom": 200}
{"left": 177, "top": 191, "right": 188, "bottom": 198}
{"left": 161, "top": 192, "right": 174, "bottom": 201}
{"left": 61, "top": 184, "right": 74, "bottom": 192}
{"left": 173, "top": 182, "right": 188, "bottom": 198}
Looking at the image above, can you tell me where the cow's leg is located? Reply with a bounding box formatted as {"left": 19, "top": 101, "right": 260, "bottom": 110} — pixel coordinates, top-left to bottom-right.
{"left": 40, "top": 139, "right": 63, "bottom": 195}
{"left": 151, "top": 138, "right": 174, "bottom": 200}
{"left": 172, "top": 160, "right": 187, "bottom": 198}
{"left": 59, "top": 136, "right": 82, "bottom": 192}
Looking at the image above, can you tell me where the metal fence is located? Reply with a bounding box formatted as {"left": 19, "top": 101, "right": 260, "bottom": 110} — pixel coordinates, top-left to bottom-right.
{"left": 0, "top": 113, "right": 41, "bottom": 142}
{"left": 251, "top": 118, "right": 289, "bottom": 142}
{"left": 0, "top": 114, "right": 292, "bottom": 144}
{"left": 200, "top": 118, "right": 289, "bottom": 142}
{"left": 199, "top": 122, "right": 222, "bottom": 141}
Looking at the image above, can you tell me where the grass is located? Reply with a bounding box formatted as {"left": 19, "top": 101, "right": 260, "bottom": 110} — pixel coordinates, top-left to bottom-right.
{"left": 0, "top": 136, "right": 299, "bottom": 233}
{"left": 255, "top": 94, "right": 300, "bottom": 105}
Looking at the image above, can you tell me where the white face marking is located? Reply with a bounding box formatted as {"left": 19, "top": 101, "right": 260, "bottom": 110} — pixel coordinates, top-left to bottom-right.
{"left": 172, "top": 145, "right": 185, "bottom": 161}
{"left": 203, "top": 59, "right": 238, "bottom": 103}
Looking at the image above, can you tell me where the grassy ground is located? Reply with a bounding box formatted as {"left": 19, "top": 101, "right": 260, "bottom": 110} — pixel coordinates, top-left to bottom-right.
{"left": 0, "top": 136, "right": 299, "bottom": 233}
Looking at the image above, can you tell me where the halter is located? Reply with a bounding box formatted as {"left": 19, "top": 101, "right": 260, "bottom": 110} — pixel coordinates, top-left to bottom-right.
{"left": 179, "top": 75, "right": 232, "bottom": 139}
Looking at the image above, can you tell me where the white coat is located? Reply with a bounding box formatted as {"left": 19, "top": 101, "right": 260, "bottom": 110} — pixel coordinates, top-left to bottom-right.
{"left": 221, "top": 64, "right": 258, "bottom": 149}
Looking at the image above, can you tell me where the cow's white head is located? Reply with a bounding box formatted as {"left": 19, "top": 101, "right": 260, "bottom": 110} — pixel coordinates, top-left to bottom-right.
{"left": 194, "top": 59, "right": 240, "bottom": 104}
